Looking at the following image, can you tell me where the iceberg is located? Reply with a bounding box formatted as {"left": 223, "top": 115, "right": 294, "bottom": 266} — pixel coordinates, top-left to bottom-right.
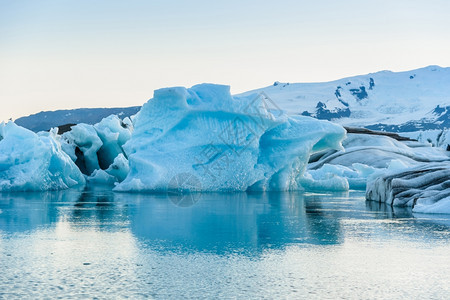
{"left": 366, "top": 163, "right": 450, "bottom": 214}
{"left": 303, "top": 132, "right": 450, "bottom": 191}
{"left": 0, "top": 122, "right": 85, "bottom": 191}
{"left": 61, "top": 115, "right": 132, "bottom": 184}
{"left": 114, "top": 84, "right": 346, "bottom": 192}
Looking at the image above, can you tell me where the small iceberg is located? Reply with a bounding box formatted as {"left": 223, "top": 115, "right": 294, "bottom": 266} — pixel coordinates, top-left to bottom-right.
{"left": 0, "top": 122, "right": 85, "bottom": 191}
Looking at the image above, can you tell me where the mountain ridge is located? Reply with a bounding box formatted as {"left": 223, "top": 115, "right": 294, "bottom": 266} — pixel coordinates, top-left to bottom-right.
{"left": 14, "top": 65, "right": 450, "bottom": 133}
{"left": 15, "top": 106, "right": 141, "bottom": 132}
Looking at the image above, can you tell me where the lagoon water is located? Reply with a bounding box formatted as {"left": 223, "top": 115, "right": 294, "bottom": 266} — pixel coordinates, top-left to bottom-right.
{"left": 1, "top": 189, "right": 450, "bottom": 299}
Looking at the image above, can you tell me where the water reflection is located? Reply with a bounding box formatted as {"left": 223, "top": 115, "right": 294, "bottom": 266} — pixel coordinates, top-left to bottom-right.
{"left": 125, "top": 191, "right": 348, "bottom": 253}
{"left": 1, "top": 189, "right": 450, "bottom": 254}
{"left": 2, "top": 189, "right": 450, "bottom": 299}
{"left": 365, "top": 200, "right": 413, "bottom": 218}
{"left": 364, "top": 198, "right": 450, "bottom": 240}
{"left": 0, "top": 190, "right": 70, "bottom": 234}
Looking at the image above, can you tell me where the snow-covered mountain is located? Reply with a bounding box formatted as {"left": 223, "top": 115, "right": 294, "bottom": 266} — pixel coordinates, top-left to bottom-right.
{"left": 14, "top": 65, "right": 450, "bottom": 133}
{"left": 239, "top": 65, "right": 450, "bottom": 131}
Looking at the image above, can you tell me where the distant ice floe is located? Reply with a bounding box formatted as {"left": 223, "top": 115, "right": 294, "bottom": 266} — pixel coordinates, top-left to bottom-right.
{"left": 114, "top": 84, "right": 346, "bottom": 192}
{"left": 0, "top": 122, "right": 85, "bottom": 191}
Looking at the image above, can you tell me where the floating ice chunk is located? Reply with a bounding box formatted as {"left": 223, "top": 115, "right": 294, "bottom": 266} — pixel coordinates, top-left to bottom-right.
{"left": 0, "top": 122, "right": 85, "bottom": 191}
{"left": 366, "top": 162, "right": 450, "bottom": 214}
{"left": 413, "top": 196, "right": 450, "bottom": 214}
{"left": 88, "top": 153, "right": 130, "bottom": 185}
{"left": 311, "top": 134, "right": 450, "bottom": 170}
{"left": 301, "top": 163, "right": 379, "bottom": 191}
{"left": 307, "top": 132, "right": 450, "bottom": 191}
{"left": 114, "top": 84, "right": 346, "bottom": 192}
{"left": 87, "top": 169, "right": 117, "bottom": 185}
{"left": 300, "top": 168, "right": 349, "bottom": 191}
{"left": 105, "top": 153, "right": 129, "bottom": 182}
{"left": 254, "top": 115, "right": 346, "bottom": 191}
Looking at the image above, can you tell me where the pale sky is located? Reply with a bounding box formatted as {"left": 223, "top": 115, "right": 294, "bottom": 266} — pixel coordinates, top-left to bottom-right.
{"left": 1, "top": 0, "right": 450, "bottom": 122}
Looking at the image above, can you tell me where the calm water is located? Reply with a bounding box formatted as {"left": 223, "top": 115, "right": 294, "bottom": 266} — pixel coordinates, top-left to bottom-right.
{"left": 1, "top": 189, "right": 450, "bottom": 299}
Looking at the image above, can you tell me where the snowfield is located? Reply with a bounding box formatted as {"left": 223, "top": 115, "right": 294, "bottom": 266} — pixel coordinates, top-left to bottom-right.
{"left": 239, "top": 65, "right": 450, "bottom": 131}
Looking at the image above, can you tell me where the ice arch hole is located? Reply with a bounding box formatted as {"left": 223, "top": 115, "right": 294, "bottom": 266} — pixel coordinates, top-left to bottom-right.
{"left": 74, "top": 145, "right": 118, "bottom": 174}
{"left": 97, "top": 149, "right": 111, "bottom": 171}
{"left": 74, "top": 147, "right": 89, "bottom": 175}
{"left": 96, "top": 144, "right": 128, "bottom": 171}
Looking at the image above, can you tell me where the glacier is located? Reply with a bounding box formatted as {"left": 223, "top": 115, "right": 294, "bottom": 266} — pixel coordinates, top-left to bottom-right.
{"left": 403, "top": 129, "right": 450, "bottom": 150}
{"left": 0, "top": 122, "right": 85, "bottom": 191}
{"left": 114, "top": 84, "right": 346, "bottom": 192}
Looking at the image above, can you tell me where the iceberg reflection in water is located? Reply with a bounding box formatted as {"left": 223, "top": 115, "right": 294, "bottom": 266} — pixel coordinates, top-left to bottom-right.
{"left": 1, "top": 189, "right": 450, "bottom": 298}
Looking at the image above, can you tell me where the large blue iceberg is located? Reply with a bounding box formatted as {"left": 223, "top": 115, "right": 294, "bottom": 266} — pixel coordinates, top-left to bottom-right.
{"left": 114, "top": 84, "right": 346, "bottom": 192}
